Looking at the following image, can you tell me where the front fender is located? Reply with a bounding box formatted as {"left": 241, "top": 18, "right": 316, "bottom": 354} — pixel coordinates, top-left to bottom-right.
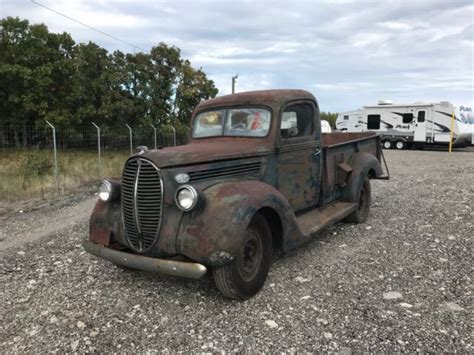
{"left": 176, "top": 181, "right": 298, "bottom": 266}
{"left": 89, "top": 200, "right": 124, "bottom": 246}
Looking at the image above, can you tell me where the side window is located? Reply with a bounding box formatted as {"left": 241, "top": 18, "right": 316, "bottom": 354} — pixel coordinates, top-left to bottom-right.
{"left": 281, "top": 104, "right": 314, "bottom": 138}
{"left": 344, "top": 115, "right": 349, "bottom": 120}
{"left": 367, "top": 114, "right": 380, "bottom": 130}
{"left": 417, "top": 111, "right": 425, "bottom": 122}
{"left": 403, "top": 113, "right": 413, "bottom": 124}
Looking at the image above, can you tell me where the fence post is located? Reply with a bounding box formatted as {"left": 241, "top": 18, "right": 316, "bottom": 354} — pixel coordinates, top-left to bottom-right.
{"left": 150, "top": 124, "right": 157, "bottom": 149}
{"left": 126, "top": 124, "right": 133, "bottom": 154}
{"left": 171, "top": 126, "right": 176, "bottom": 146}
{"left": 45, "top": 120, "right": 59, "bottom": 189}
{"left": 92, "top": 122, "right": 101, "bottom": 175}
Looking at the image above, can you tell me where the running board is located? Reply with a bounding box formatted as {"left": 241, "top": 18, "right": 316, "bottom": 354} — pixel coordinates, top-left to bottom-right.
{"left": 296, "top": 201, "right": 357, "bottom": 237}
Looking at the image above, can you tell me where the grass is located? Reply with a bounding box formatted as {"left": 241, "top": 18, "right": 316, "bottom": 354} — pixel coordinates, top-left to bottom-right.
{"left": 0, "top": 149, "right": 130, "bottom": 202}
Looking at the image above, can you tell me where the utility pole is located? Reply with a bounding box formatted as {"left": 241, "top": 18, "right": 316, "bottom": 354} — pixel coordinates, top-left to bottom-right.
{"left": 232, "top": 74, "right": 238, "bottom": 94}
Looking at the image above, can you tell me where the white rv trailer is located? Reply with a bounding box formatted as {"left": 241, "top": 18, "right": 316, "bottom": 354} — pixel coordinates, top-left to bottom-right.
{"left": 336, "top": 101, "right": 473, "bottom": 149}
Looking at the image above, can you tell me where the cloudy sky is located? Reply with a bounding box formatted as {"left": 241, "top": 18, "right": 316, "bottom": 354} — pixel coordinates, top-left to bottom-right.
{"left": 2, "top": 0, "right": 473, "bottom": 112}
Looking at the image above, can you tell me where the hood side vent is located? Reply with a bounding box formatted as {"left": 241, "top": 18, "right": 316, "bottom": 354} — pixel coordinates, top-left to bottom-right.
{"left": 189, "top": 162, "right": 261, "bottom": 182}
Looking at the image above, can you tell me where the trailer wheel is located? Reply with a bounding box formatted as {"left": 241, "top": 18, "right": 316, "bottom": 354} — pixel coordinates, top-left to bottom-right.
{"left": 395, "top": 141, "right": 405, "bottom": 150}
{"left": 344, "top": 177, "right": 371, "bottom": 224}
{"left": 213, "top": 213, "right": 272, "bottom": 300}
{"left": 383, "top": 140, "right": 392, "bottom": 149}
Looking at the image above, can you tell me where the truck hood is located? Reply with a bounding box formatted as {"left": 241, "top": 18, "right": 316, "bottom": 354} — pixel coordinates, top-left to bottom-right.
{"left": 139, "top": 139, "right": 273, "bottom": 168}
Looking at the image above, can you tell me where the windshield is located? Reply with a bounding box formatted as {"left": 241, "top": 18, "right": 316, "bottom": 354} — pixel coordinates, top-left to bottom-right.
{"left": 193, "top": 108, "right": 271, "bottom": 138}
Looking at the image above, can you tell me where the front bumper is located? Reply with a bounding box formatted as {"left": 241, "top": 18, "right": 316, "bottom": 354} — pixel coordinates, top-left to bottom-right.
{"left": 83, "top": 240, "right": 208, "bottom": 279}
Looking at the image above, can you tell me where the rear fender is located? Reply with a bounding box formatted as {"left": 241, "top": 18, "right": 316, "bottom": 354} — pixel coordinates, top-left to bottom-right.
{"left": 177, "top": 181, "right": 299, "bottom": 266}
{"left": 341, "top": 152, "right": 382, "bottom": 202}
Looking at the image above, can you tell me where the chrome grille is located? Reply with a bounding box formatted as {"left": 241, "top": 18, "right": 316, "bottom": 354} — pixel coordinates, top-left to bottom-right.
{"left": 189, "top": 162, "right": 261, "bottom": 181}
{"left": 121, "top": 158, "right": 163, "bottom": 252}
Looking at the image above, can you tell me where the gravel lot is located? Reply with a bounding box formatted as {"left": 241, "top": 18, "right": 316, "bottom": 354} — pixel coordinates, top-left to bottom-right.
{"left": 1, "top": 149, "right": 472, "bottom": 353}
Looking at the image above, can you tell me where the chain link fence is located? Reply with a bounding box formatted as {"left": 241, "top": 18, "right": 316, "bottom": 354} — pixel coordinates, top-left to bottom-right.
{"left": 0, "top": 123, "right": 188, "bottom": 202}
{"left": 0, "top": 123, "right": 187, "bottom": 151}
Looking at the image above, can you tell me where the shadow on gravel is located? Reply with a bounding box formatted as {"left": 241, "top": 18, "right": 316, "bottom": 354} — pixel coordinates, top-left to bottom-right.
{"left": 95, "top": 224, "right": 340, "bottom": 303}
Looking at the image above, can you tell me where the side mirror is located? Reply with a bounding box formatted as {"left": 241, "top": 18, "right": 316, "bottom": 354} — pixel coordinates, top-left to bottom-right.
{"left": 288, "top": 127, "right": 299, "bottom": 137}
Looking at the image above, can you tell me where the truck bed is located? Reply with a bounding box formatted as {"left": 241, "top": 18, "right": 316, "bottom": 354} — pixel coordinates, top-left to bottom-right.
{"left": 322, "top": 132, "right": 377, "bottom": 147}
{"left": 320, "top": 131, "right": 383, "bottom": 204}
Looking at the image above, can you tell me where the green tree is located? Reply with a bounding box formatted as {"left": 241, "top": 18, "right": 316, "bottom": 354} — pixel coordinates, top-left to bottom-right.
{"left": 148, "top": 43, "right": 181, "bottom": 124}
{"left": 0, "top": 17, "right": 218, "bottom": 146}
{"left": 174, "top": 60, "right": 218, "bottom": 128}
{"left": 0, "top": 17, "right": 75, "bottom": 144}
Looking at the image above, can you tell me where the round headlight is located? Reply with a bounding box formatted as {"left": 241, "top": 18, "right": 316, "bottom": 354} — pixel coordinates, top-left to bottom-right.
{"left": 98, "top": 180, "right": 112, "bottom": 202}
{"left": 175, "top": 185, "right": 198, "bottom": 211}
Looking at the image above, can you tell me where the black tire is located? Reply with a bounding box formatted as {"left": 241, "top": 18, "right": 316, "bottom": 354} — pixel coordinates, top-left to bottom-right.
{"left": 382, "top": 140, "right": 392, "bottom": 149}
{"left": 395, "top": 141, "right": 405, "bottom": 150}
{"left": 344, "top": 177, "right": 371, "bottom": 223}
{"left": 212, "top": 213, "right": 272, "bottom": 300}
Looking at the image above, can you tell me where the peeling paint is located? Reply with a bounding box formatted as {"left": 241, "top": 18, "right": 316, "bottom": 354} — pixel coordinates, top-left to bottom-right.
{"left": 87, "top": 89, "right": 386, "bottom": 272}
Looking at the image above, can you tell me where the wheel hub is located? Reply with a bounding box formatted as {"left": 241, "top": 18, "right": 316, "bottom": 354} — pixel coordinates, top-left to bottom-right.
{"left": 238, "top": 232, "right": 262, "bottom": 281}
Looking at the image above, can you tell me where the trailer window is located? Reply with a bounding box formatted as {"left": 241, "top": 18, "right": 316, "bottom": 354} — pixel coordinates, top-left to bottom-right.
{"left": 417, "top": 111, "right": 426, "bottom": 122}
{"left": 281, "top": 104, "right": 314, "bottom": 138}
{"left": 367, "top": 115, "right": 380, "bottom": 130}
{"left": 403, "top": 113, "right": 413, "bottom": 124}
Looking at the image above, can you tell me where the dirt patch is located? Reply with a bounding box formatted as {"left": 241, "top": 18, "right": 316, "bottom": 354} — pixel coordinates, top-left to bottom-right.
{"left": 0, "top": 194, "right": 96, "bottom": 251}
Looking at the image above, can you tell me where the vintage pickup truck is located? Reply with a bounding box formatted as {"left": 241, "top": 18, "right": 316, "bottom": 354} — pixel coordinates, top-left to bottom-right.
{"left": 84, "top": 90, "right": 389, "bottom": 300}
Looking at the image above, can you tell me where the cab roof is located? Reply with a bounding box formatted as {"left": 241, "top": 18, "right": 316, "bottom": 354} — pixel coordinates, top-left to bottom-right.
{"left": 195, "top": 89, "right": 317, "bottom": 112}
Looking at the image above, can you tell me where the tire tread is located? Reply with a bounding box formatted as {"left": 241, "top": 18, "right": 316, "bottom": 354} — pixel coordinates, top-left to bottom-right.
{"left": 212, "top": 213, "right": 272, "bottom": 300}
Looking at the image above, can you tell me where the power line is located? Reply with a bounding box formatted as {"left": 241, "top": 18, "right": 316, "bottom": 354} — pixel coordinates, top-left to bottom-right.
{"left": 30, "top": 0, "right": 147, "bottom": 52}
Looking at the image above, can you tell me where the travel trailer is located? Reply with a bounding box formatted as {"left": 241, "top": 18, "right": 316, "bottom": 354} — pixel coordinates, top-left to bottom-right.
{"left": 336, "top": 101, "right": 473, "bottom": 149}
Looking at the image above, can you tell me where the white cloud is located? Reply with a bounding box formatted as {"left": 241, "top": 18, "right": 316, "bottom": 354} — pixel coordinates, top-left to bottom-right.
{"left": 377, "top": 21, "right": 413, "bottom": 30}
{"left": 2, "top": 0, "right": 473, "bottom": 111}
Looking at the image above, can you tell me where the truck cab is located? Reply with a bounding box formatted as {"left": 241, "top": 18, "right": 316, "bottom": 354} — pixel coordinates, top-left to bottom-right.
{"left": 84, "top": 89, "right": 389, "bottom": 300}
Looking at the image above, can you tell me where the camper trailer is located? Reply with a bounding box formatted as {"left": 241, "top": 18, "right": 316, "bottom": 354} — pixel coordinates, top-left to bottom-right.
{"left": 336, "top": 101, "right": 473, "bottom": 149}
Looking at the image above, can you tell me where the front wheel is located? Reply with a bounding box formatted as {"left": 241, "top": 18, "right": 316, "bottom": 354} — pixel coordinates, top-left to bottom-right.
{"left": 213, "top": 213, "right": 272, "bottom": 300}
{"left": 344, "top": 177, "right": 371, "bottom": 224}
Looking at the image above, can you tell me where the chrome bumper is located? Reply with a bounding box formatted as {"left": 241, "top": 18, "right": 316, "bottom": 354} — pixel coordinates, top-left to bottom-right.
{"left": 83, "top": 240, "right": 207, "bottom": 279}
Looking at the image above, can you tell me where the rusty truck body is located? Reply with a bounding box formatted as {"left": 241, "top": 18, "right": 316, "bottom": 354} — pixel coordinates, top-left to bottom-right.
{"left": 84, "top": 89, "right": 389, "bottom": 300}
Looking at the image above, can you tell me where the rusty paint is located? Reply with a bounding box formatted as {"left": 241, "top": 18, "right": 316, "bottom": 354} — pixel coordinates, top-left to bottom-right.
{"left": 90, "top": 226, "right": 111, "bottom": 246}
{"left": 322, "top": 132, "right": 376, "bottom": 147}
{"left": 86, "top": 89, "right": 388, "bottom": 276}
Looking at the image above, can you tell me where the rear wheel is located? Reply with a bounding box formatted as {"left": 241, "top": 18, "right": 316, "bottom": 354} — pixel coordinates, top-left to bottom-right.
{"left": 395, "top": 141, "right": 405, "bottom": 150}
{"left": 213, "top": 214, "right": 272, "bottom": 300}
{"left": 344, "top": 177, "right": 371, "bottom": 224}
{"left": 383, "top": 140, "right": 392, "bottom": 149}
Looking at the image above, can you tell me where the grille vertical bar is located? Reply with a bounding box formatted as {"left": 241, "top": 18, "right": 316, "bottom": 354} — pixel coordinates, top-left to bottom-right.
{"left": 121, "top": 158, "right": 163, "bottom": 252}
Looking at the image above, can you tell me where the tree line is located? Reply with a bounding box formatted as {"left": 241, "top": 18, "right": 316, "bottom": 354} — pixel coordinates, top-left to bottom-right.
{"left": 0, "top": 17, "right": 218, "bottom": 147}
{"left": 320, "top": 112, "right": 338, "bottom": 129}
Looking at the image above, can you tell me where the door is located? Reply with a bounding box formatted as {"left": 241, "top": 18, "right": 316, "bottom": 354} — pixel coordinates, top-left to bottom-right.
{"left": 277, "top": 101, "right": 321, "bottom": 212}
{"left": 414, "top": 110, "right": 427, "bottom": 142}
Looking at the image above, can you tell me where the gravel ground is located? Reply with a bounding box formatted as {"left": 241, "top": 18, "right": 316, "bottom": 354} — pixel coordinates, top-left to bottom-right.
{"left": 1, "top": 149, "right": 472, "bottom": 353}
